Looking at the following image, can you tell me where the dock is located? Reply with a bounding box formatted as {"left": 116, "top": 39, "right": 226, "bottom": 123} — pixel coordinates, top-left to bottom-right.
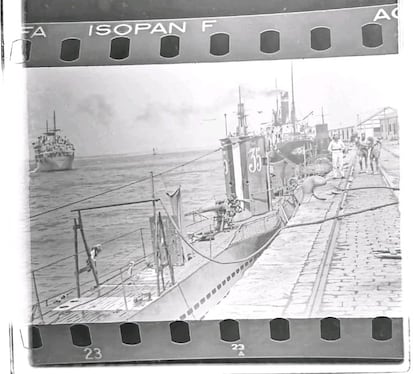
{"left": 206, "top": 144, "right": 401, "bottom": 319}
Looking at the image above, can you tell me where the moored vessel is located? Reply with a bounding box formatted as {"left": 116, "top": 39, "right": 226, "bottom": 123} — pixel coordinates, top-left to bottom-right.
{"left": 263, "top": 66, "right": 332, "bottom": 193}
{"left": 32, "top": 111, "right": 75, "bottom": 172}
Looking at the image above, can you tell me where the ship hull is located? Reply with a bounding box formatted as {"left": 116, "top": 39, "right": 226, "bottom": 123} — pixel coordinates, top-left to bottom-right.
{"left": 132, "top": 227, "right": 280, "bottom": 321}
{"left": 36, "top": 154, "right": 74, "bottom": 172}
{"left": 269, "top": 139, "right": 314, "bottom": 164}
{"left": 131, "top": 194, "right": 302, "bottom": 322}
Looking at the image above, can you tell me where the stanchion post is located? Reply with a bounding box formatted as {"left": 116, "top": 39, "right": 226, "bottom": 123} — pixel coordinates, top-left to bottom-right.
{"left": 266, "top": 153, "right": 273, "bottom": 211}
{"left": 159, "top": 212, "right": 175, "bottom": 286}
{"left": 73, "top": 218, "right": 81, "bottom": 298}
{"left": 150, "top": 172, "right": 161, "bottom": 296}
{"left": 119, "top": 269, "right": 128, "bottom": 310}
{"left": 31, "top": 271, "right": 44, "bottom": 323}
{"left": 140, "top": 228, "right": 146, "bottom": 258}
{"left": 77, "top": 211, "right": 100, "bottom": 291}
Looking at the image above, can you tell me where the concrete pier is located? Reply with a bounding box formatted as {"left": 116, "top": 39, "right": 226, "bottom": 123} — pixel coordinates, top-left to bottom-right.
{"left": 206, "top": 145, "right": 401, "bottom": 319}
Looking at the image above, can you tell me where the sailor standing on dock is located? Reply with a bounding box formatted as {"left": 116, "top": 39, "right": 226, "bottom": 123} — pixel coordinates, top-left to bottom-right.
{"left": 328, "top": 133, "right": 346, "bottom": 179}
{"left": 355, "top": 133, "right": 368, "bottom": 173}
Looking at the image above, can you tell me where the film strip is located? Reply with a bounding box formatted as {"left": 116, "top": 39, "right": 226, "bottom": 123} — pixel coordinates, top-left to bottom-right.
{"left": 16, "top": 2, "right": 398, "bottom": 67}
{"left": 14, "top": 0, "right": 404, "bottom": 368}
{"left": 28, "top": 318, "right": 403, "bottom": 365}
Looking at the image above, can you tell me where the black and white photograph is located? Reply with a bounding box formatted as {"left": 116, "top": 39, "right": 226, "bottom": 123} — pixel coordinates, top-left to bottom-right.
{"left": 27, "top": 54, "right": 400, "bottom": 325}
{"left": 2, "top": 0, "right": 412, "bottom": 369}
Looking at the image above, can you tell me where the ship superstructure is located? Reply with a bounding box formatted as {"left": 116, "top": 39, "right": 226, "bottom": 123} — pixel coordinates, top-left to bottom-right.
{"left": 262, "top": 66, "right": 332, "bottom": 193}
{"left": 32, "top": 111, "right": 75, "bottom": 172}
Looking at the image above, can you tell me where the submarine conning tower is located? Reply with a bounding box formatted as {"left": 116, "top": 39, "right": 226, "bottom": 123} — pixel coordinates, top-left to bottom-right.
{"left": 220, "top": 87, "right": 271, "bottom": 216}
{"left": 220, "top": 135, "right": 270, "bottom": 216}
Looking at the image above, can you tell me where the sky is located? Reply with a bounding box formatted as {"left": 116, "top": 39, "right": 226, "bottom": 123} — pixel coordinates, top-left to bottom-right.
{"left": 27, "top": 54, "right": 399, "bottom": 157}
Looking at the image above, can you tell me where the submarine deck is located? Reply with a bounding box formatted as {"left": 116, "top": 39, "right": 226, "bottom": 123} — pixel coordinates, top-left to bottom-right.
{"left": 42, "top": 207, "right": 284, "bottom": 324}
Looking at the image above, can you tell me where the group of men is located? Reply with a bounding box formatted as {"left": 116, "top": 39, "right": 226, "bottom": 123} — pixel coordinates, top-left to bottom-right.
{"left": 327, "top": 132, "right": 382, "bottom": 179}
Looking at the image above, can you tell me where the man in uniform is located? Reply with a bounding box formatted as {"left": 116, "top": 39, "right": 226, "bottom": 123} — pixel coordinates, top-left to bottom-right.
{"left": 355, "top": 133, "right": 368, "bottom": 173}
{"left": 328, "top": 133, "right": 346, "bottom": 179}
{"left": 367, "top": 136, "right": 382, "bottom": 174}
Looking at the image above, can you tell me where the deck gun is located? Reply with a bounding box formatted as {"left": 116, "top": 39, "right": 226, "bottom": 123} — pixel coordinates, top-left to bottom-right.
{"left": 186, "top": 194, "right": 242, "bottom": 234}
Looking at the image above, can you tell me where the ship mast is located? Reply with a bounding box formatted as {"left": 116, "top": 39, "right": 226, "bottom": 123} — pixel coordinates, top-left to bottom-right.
{"left": 290, "top": 63, "right": 297, "bottom": 134}
{"left": 274, "top": 79, "right": 279, "bottom": 126}
{"left": 275, "top": 79, "right": 278, "bottom": 114}
{"left": 237, "top": 86, "right": 248, "bottom": 136}
{"left": 52, "top": 110, "right": 61, "bottom": 137}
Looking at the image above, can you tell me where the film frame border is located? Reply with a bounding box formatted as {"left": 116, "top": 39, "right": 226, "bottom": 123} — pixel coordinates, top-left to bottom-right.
{"left": 28, "top": 318, "right": 403, "bottom": 365}
{"left": 16, "top": 3, "right": 398, "bottom": 67}
{"left": 14, "top": 0, "right": 404, "bottom": 367}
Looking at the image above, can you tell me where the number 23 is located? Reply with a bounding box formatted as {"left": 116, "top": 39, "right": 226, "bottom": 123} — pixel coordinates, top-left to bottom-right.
{"left": 84, "top": 347, "right": 102, "bottom": 360}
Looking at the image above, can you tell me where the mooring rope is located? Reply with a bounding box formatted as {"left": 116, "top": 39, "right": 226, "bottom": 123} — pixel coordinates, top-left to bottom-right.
{"left": 283, "top": 202, "right": 399, "bottom": 230}
{"left": 159, "top": 199, "right": 399, "bottom": 266}
{"left": 335, "top": 186, "right": 399, "bottom": 192}
{"left": 159, "top": 199, "right": 284, "bottom": 265}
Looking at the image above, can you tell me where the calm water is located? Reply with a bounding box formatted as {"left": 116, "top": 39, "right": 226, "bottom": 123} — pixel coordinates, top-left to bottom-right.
{"left": 29, "top": 150, "right": 225, "bottom": 302}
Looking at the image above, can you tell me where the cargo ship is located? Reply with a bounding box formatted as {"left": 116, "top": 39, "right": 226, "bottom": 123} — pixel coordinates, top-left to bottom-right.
{"left": 263, "top": 66, "right": 332, "bottom": 193}
{"left": 31, "top": 91, "right": 310, "bottom": 324}
{"left": 32, "top": 111, "right": 75, "bottom": 172}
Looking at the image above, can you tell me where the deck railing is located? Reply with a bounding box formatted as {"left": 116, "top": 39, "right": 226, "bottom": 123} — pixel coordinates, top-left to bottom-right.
{"left": 30, "top": 222, "right": 154, "bottom": 323}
